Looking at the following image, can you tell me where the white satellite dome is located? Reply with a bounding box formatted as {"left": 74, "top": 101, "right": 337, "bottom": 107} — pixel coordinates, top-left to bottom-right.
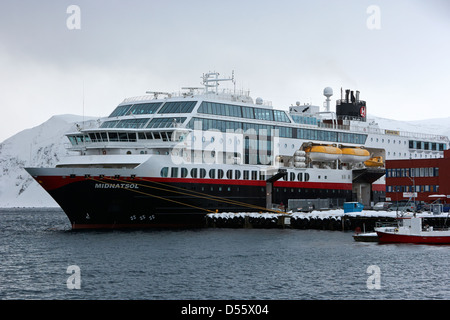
{"left": 323, "top": 87, "right": 333, "bottom": 98}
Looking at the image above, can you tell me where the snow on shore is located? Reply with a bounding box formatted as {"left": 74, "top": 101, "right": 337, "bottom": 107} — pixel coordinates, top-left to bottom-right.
{"left": 208, "top": 210, "right": 449, "bottom": 220}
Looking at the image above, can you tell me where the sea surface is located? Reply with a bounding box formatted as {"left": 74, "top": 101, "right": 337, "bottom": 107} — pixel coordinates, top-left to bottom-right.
{"left": 0, "top": 208, "right": 449, "bottom": 300}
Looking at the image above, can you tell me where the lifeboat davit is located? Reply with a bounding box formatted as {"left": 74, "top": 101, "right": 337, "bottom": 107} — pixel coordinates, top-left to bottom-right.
{"left": 364, "top": 156, "right": 384, "bottom": 167}
{"left": 305, "top": 146, "right": 342, "bottom": 162}
{"left": 340, "top": 148, "right": 370, "bottom": 163}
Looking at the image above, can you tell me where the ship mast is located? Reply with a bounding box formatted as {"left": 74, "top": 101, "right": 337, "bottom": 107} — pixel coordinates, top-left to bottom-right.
{"left": 202, "top": 71, "right": 235, "bottom": 94}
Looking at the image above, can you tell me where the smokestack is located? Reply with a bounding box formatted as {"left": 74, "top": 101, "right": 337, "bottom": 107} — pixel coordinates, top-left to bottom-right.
{"left": 356, "top": 90, "right": 360, "bottom": 102}
{"left": 351, "top": 91, "right": 355, "bottom": 103}
{"left": 345, "top": 89, "right": 350, "bottom": 102}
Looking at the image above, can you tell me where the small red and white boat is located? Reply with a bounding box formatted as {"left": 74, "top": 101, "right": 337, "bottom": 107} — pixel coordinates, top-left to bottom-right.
{"left": 376, "top": 216, "right": 450, "bottom": 244}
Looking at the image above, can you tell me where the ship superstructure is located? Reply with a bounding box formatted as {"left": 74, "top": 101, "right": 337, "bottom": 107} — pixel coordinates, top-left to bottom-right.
{"left": 26, "top": 72, "right": 449, "bottom": 229}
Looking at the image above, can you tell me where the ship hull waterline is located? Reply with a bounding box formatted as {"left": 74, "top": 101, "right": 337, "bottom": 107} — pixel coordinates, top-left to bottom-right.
{"left": 26, "top": 168, "right": 355, "bottom": 230}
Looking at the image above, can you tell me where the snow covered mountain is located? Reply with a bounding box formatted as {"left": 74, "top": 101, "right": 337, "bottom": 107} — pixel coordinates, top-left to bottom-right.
{"left": 372, "top": 116, "right": 450, "bottom": 138}
{"left": 0, "top": 113, "right": 449, "bottom": 207}
{"left": 0, "top": 115, "right": 98, "bottom": 207}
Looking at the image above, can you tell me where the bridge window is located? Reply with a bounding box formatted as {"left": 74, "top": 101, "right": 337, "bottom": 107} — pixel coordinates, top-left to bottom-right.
{"left": 147, "top": 117, "right": 186, "bottom": 128}
{"left": 109, "top": 105, "right": 132, "bottom": 117}
{"left": 116, "top": 118, "right": 150, "bottom": 129}
{"left": 158, "top": 101, "right": 197, "bottom": 114}
{"left": 129, "top": 102, "right": 162, "bottom": 115}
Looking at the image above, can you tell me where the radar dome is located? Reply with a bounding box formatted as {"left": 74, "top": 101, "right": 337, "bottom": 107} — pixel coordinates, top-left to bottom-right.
{"left": 256, "top": 97, "right": 263, "bottom": 105}
{"left": 323, "top": 87, "right": 333, "bottom": 98}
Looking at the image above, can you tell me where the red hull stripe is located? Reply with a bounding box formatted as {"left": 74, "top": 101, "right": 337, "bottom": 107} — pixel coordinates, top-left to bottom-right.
{"left": 150, "top": 177, "right": 353, "bottom": 190}
{"left": 33, "top": 175, "right": 356, "bottom": 191}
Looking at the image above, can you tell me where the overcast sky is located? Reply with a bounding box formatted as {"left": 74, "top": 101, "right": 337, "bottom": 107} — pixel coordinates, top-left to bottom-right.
{"left": 1, "top": 0, "right": 449, "bottom": 142}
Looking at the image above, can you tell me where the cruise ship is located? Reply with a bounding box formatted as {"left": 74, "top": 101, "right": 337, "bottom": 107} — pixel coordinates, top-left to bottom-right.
{"left": 25, "top": 72, "right": 449, "bottom": 229}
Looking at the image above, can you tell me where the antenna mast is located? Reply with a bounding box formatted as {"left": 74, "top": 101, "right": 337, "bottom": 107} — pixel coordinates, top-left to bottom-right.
{"left": 145, "top": 91, "right": 172, "bottom": 99}
{"left": 202, "top": 71, "right": 235, "bottom": 94}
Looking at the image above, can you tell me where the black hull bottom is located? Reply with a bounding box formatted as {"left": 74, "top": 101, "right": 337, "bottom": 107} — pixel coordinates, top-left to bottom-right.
{"left": 35, "top": 175, "right": 357, "bottom": 229}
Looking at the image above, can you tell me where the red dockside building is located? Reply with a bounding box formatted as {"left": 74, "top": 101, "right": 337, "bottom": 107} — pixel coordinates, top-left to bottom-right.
{"left": 385, "top": 150, "right": 450, "bottom": 204}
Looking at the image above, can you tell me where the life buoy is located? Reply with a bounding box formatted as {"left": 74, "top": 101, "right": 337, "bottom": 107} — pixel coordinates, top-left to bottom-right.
{"left": 102, "top": 150, "right": 106, "bottom": 155}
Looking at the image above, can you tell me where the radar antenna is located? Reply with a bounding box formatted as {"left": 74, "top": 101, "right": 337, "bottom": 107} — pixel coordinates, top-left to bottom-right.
{"left": 201, "top": 71, "right": 235, "bottom": 94}
{"left": 145, "top": 91, "right": 172, "bottom": 99}
{"left": 181, "top": 87, "right": 204, "bottom": 97}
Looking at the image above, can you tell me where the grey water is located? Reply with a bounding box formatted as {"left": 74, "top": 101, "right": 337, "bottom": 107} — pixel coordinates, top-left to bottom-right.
{"left": 0, "top": 208, "right": 449, "bottom": 300}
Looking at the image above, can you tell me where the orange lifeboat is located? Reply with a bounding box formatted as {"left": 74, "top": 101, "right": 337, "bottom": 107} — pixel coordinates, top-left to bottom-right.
{"left": 340, "top": 148, "right": 370, "bottom": 163}
{"left": 305, "top": 145, "right": 342, "bottom": 162}
{"left": 364, "top": 156, "right": 384, "bottom": 167}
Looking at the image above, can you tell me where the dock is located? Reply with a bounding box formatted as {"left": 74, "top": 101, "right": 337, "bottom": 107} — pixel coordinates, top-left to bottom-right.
{"left": 205, "top": 210, "right": 449, "bottom": 231}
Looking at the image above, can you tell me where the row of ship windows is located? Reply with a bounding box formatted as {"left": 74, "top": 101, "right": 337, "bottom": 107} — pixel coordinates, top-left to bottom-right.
{"left": 160, "top": 167, "right": 310, "bottom": 182}
{"left": 410, "top": 153, "right": 443, "bottom": 159}
{"left": 183, "top": 186, "right": 350, "bottom": 194}
{"left": 387, "top": 185, "right": 439, "bottom": 193}
{"left": 371, "top": 137, "right": 406, "bottom": 145}
{"left": 108, "top": 100, "right": 292, "bottom": 124}
{"left": 409, "top": 140, "right": 446, "bottom": 151}
{"left": 387, "top": 151, "right": 443, "bottom": 158}
{"left": 101, "top": 117, "right": 187, "bottom": 129}
{"left": 85, "top": 122, "right": 366, "bottom": 147}
{"left": 70, "top": 130, "right": 365, "bottom": 149}
{"left": 386, "top": 167, "right": 439, "bottom": 178}
{"left": 109, "top": 101, "right": 196, "bottom": 117}
{"left": 291, "top": 115, "right": 318, "bottom": 125}
{"left": 370, "top": 137, "right": 446, "bottom": 151}
{"left": 197, "top": 101, "right": 290, "bottom": 123}
{"left": 69, "top": 131, "right": 175, "bottom": 144}
{"left": 188, "top": 118, "right": 367, "bottom": 144}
